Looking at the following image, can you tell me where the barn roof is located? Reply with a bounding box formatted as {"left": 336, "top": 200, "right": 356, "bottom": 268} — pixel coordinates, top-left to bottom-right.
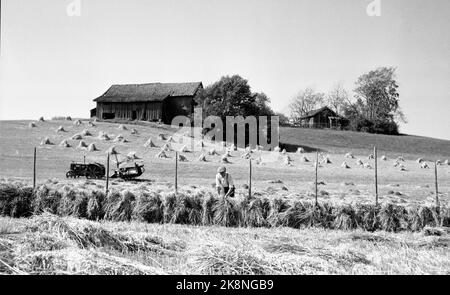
{"left": 300, "top": 106, "right": 336, "bottom": 119}
{"left": 94, "top": 82, "right": 203, "bottom": 103}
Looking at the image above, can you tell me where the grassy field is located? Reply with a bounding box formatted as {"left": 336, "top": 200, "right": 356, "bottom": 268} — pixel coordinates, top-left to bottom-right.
{"left": 0, "top": 119, "right": 449, "bottom": 203}
{"left": 1, "top": 214, "right": 449, "bottom": 275}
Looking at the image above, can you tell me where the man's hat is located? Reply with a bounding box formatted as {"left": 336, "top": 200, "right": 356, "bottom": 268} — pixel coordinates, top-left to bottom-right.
{"left": 217, "top": 166, "right": 226, "bottom": 173}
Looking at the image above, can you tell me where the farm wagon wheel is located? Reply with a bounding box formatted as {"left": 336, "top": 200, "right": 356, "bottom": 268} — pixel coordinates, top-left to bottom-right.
{"left": 66, "top": 171, "right": 76, "bottom": 178}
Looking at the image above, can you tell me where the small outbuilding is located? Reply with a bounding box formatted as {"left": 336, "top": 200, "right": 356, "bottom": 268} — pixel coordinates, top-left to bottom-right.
{"left": 299, "top": 106, "right": 344, "bottom": 129}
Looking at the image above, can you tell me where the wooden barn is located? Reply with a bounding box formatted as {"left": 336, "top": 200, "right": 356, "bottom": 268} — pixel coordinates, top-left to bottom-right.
{"left": 92, "top": 82, "right": 203, "bottom": 124}
{"left": 299, "top": 106, "right": 343, "bottom": 129}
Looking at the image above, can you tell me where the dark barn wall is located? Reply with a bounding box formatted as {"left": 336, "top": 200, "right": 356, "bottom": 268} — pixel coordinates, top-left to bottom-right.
{"left": 97, "top": 102, "right": 163, "bottom": 121}
{"left": 163, "top": 96, "right": 193, "bottom": 124}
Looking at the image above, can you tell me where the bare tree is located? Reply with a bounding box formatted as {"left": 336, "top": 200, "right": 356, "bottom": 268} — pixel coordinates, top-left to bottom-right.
{"left": 327, "top": 83, "right": 348, "bottom": 115}
{"left": 288, "top": 88, "right": 325, "bottom": 124}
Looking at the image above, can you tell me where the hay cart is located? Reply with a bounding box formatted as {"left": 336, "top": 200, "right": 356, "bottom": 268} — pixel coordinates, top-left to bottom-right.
{"left": 66, "top": 162, "right": 106, "bottom": 179}
{"left": 110, "top": 163, "right": 145, "bottom": 180}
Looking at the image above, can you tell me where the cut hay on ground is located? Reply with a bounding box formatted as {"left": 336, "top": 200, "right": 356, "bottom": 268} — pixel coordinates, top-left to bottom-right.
{"left": 59, "top": 140, "right": 71, "bottom": 148}
{"left": 72, "top": 134, "right": 83, "bottom": 140}
{"left": 156, "top": 150, "right": 168, "bottom": 159}
{"left": 87, "top": 143, "right": 98, "bottom": 152}
{"left": 198, "top": 154, "right": 207, "bottom": 162}
{"left": 57, "top": 126, "right": 66, "bottom": 133}
{"left": 106, "top": 146, "right": 119, "bottom": 155}
{"left": 40, "top": 138, "right": 53, "bottom": 145}
{"left": 144, "top": 138, "right": 157, "bottom": 148}
{"left": 77, "top": 141, "right": 88, "bottom": 149}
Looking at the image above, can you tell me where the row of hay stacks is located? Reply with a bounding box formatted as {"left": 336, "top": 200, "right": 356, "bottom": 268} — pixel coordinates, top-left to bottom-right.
{"left": 1, "top": 181, "right": 448, "bottom": 232}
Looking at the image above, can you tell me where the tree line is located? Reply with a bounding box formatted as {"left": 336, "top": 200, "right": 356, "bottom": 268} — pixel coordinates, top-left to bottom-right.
{"left": 195, "top": 67, "right": 405, "bottom": 135}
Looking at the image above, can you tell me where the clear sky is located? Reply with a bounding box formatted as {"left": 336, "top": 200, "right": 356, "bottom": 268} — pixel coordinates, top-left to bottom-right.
{"left": 1, "top": 0, "right": 449, "bottom": 139}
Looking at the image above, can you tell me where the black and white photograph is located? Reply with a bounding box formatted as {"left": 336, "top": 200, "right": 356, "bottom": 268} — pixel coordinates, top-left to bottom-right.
{"left": 0, "top": 0, "right": 449, "bottom": 281}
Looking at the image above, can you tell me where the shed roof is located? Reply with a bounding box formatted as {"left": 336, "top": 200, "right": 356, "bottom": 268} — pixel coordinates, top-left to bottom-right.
{"left": 300, "top": 106, "right": 336, "bottom": 119}
{"left": 94, "top": 82, "right": 203, "bottom": 103}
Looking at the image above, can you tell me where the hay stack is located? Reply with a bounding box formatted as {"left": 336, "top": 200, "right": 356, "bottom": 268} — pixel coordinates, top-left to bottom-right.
{"left": 356, "top": 159, "right": 363, "bottom": 166}
{"left": 98, "top": 132, "right": 110, "bottom": 141}
{"left": 59, "top": 140, "right": 70, "bottom": 148}
{"left": 127, "top": 152, "right": 139, "bottom": 160}
{"left": 273, "top": 146, "right": 281, "bottom": 152}
{"left": 74, "top": 119, "right": 82, "bottom": 126}
{"left": 224, "top": 150, "right": 232, "bottom": 157}
{"left": 241, "top": 151, "right": 251, "bottom": 159}
{"left": 400, "top": 165, "right": 407, "bottom": 171}
{"left": 363, "top": 163, "right": 372, "bottom": 169}
{"left": 87, "top": 143, "right": 98, "bottom": 152}
{"left": 416, "top": 158, "right": 423, "bottom": 164}
{"left": 381, "top": 155, "right": 387, "bottom": 161}
{"left": 393, "top": 161, "right": 400, "bottom": 168}
{"left": 436, "top": 160, "right": 442, "bottom": 165}
{"left": 421, "top": 162, "right": 430, "bottom": 169}
{"left": 77, "top": 141, "right": 88, "bottom": 149}
{"left": 93, "top": 118, "right": 98, "bottom": 123}
{"left": 341, "top": 162, "right": 350, "bottom": 169}
{"left": 180, "top": 144, "right": 190, "bottom": 153}
{"left": 230, "top": 144, "right": 237, "bottom": 151}
{"left": 281, "top": 149, "right": 287, "bottom": 155}
{"left": 81, "top": 129, "right": 92, "bottom": 136}
{"left": 88, "top": 121, "right": 96, "bottom": 127}
{"left": 397, "top": 156, "right": 405, "bottom": 162}
{"left": 321, "top": 156, "right": 332, "bottom": 164}
{"left": 445, "top": 159, "right": 449, "bottom": 165}
{"left": 40, "top": 138, "right": 52, "bottom": 145}
{"left": 198, "top": 141, "right": 205, "bottom": 148}
{"left": 162, "top": 143, "right": 173, "bottom": 152}
{"left": 345, "top": 153, "right": 354, "bottom": 159}
{"left": 158, "top": 134, "right": 167, "bottom": 141}
{"left": 29, "top": 122, "right": 37, "bottom": 128}
{"left": 284, "top": 156, "right": 292, "bottom": 166}
{"left": 297, "top": 147, "right": 305, "bottom": 154}
{"left": 208, "top": 148, "right": 219, "bottom": 156}
{"left": 166, "top": 136, "right": 175, "bottom": 143}
{"left": 56, "top": 126, "right": 66, "bottom": 132}
{"left": 72, "top": 134, "right": 83, "bottom": 140}
{"left": 38, "top": 117, "right": 45, "bottom": 122}
{"left": 198, "top": 153, "right": 207, "bottom": 162}
{"left": 221, "top": 155, "right": 231, "bottom": 164}
{"left": 114, "top": 134, "right": 128, "bottom": 143}
{"left": 368, "top": 154, "right": 374, "bottom": 160}
{"left": 300, "top": 156, "right": 309, "bottom": 162}
{"left": 130, "top": 128, "right": 138, "bottom": 135}
{"left": 156, "top": 150, "right": 168, "bottom": 158}
{"left": 106, "top": 146, "right": 119, "bottom": 155}
{"left": 66, "top": 116, "right": 72, "bottom": 121}
{"left": 144, "top": 138, "right": 157, "bottom": 148}
{"left": 178, "top": 154, "right": 188, "bottom": 162}
{"left": 118, "top": 124, "right": 127, "bottom": 131}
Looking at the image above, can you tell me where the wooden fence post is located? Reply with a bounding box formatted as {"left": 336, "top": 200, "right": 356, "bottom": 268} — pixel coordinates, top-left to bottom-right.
{"left": 435, "top": 161, "right": 439, "bottom": 207}
{"left": 175, "top": 151, "right": 178, "bottom": 194}
{"left": 249, "top": 158, "right": 252, "bottom": 199}
{"left": 315, "top": 150, "right": 319, "bottom": 206}
{"left": 374, "top": 146, "right": 378, "bottom": 206}
{"left": 105, "top": 154, "right": 110, "bottom": 196}
{"left": 33, "top": 147, "right": 37, "bottom": 190}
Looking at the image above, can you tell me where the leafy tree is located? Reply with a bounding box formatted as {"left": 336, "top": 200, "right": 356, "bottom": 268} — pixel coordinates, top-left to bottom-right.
{"left": 327, "top": 83, "right": 349, "bottom": 116}
{"left": 288, "top": 88, "right": 325, "bottom": 124}
{"left": 354, "top": 67, "right": 403, "bottom": 123}
{"left": 199, "top": 75, "right": 273, "bottom": 119}
{"left": 275, "top": 112, "right": 290, "bottom": 126}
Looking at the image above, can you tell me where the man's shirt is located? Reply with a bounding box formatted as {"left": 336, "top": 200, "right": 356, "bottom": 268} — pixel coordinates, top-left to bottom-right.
{"left": 216, "top": 173, "right": 234, "bottom": 188}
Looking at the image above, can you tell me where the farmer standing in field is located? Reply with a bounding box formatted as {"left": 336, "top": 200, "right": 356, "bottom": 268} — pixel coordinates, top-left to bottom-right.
{"left": 216, "top": 166, "right": 235, "bottom": 197}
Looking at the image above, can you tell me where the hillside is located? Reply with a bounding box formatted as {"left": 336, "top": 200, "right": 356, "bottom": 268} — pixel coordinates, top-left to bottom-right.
{"left": 0, "top": 119, "right": 449, "bottom": 204}
{"left": 280, "top": 127, "right": 450, "bottom": 159}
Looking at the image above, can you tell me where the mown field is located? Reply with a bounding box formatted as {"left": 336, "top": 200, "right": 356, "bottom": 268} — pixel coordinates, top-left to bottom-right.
{"left": 0, "top": 119, "right": 449, "bottom": 202}
{"left": 1, "top": 119, "right": 449, "bottom": 275}
{"left": 1, "top": 213, "right": 449, "bottom": 275}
